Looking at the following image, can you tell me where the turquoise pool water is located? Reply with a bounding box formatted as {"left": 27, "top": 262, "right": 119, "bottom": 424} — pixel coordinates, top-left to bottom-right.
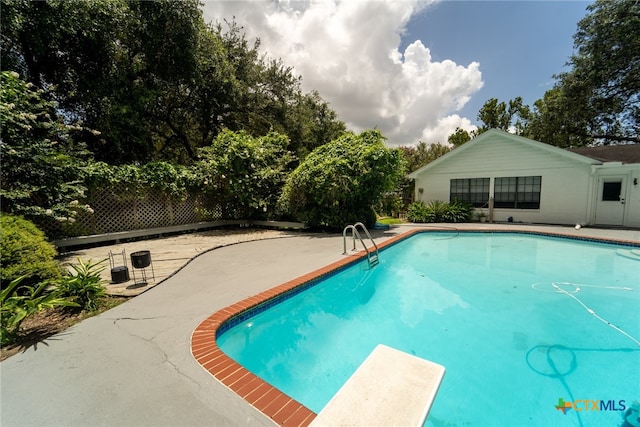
{"left": 217, "top": 232, "right": 640, "bottom": 426}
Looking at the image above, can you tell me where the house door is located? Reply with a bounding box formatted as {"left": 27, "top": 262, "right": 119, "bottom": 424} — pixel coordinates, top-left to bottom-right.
{"left": 595, "top": 176, "right": 626, "bottom": 226}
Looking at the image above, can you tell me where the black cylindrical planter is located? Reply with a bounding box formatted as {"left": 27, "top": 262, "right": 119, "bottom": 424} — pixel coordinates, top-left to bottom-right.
{"left": 130, "top": 250, "right": 151, "bottom": 269}
{"left": 111, "top": 266, "right": 130, "bottom": 283}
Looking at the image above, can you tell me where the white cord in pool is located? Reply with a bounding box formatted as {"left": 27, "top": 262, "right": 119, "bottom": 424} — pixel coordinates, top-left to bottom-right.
{"left": 531, "top": 281, "right": 635, "bottom": 293}
{"left": 551, "top": 283, "right": 640, "bottom": 347}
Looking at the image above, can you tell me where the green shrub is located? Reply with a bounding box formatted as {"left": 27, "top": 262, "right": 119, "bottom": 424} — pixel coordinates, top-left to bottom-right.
{"left": 57, "top": 259, "right": 107, "bottom": 312}
{"left": 425, "top": 200, "right": 448, "bottom": 222}
{"left": 1, "top": 276, "right": 77, "bottom": 345}
{"left": 407, "top": 200, "right": 432, "bottom": 223}
{"left": 195, "top": 130, "right": 296, "bottom": 220}
{"left": 378, "top": 192, "right": 404, "bottom": 218}
{"left": 0, "top": 214, "right": 63, "bottom": 288}
{"left": 443, "top": 200, "right": 473, "bottom": 223}
{"left": 278, "top": 130, "right": 404, "bottom": 230}
{"left": 407, "top": 200, "right": 472, "bottom": 223}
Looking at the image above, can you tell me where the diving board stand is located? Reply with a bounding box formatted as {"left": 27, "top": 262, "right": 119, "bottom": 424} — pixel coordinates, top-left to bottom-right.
{"left": 310, "top": 344, "right": 445, "bottom": 427}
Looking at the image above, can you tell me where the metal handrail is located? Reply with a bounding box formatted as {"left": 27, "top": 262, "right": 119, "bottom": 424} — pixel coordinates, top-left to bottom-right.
{"left": 343, "top": 225, "right": 361, "bottom": 254}
{"left": 354, "top": 222, "right": 379, "bottom": 254}
{"left": 342, "top": 223, "right": 379, "bottom": 267}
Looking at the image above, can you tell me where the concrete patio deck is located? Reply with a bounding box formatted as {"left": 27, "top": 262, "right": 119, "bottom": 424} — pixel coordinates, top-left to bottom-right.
{"left": 1, "top": 224, "right": 638, "bottom": 426}
{"left": 58, "top": 227, "right": 298, "bottom": 297}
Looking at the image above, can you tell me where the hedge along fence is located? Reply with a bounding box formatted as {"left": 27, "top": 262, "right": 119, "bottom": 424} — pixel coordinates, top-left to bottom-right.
{"left": 37, "top": 158, "right": 267, "bottom": 240}
{"left": 37, "top": 128, "right": 296, "bottom": 240}
{"left": 39, "top": 184, "right": 229, "bottom": 239}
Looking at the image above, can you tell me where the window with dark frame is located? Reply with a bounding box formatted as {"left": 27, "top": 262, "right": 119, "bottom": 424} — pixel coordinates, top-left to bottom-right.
{"left": 450, "top": 178, "right": 490, "bottom": 207}
{"left": 602, "top": 181, "right": 622, "bottom": 201}
{"left": 494, "top": 176, "right": 541, "bottom": 209}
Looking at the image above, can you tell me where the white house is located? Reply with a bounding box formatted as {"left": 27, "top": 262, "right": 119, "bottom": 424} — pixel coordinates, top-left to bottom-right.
{"left": 408, "top": 129, "right": 640, "bottom": 228}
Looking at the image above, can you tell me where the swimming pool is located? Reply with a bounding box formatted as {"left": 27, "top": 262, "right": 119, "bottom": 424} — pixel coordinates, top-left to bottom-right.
{"left": 205, "top": 231, "right": 640, "bottom": 426}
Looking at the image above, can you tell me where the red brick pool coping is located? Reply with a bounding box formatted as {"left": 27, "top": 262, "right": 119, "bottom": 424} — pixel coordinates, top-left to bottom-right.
{"left": 190, "top": 227, "right": 639, "bottom": 426}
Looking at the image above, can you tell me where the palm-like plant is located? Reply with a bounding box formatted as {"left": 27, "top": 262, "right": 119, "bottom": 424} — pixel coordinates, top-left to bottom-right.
{"left": 1, "top": 276, "right": 78, "bottom": 345}
{"left": 57, "top": 259, "right": 108, "bottom": 312}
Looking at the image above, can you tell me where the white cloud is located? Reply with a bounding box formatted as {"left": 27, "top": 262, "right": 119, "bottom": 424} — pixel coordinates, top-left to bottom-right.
{"left": 421, "top": 114, "right": 477, "bottom": 144}
{"left": 201, "top": 0, "right": 483, "bottom": 146}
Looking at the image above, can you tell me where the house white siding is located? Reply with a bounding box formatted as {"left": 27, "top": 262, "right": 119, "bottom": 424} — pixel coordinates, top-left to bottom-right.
{"left": 410, "top": 130, "right": 605, "bottom": 226}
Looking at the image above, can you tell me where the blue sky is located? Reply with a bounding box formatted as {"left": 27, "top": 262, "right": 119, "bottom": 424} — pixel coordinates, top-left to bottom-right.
{"left": 202, "top": 1, "right": 592, "bottom": 145}
{"left": 403, "top": 1, "right": 591, "bottom": 124}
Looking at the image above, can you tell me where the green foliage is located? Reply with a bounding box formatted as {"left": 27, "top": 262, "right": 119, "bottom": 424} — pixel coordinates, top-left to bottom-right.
{"left": 195, "top": 130, "right": 296, "bottom": 219}
{"left": 442, "top": 200, "right": 474, "bottom": 223}
{"left": 85, "top": 161, "right": 197, "bottom": 201}
{"left": 0, "top": 71, "right": 92, "bottom": 225}
{"left": 448, "top": 127, "right": 472, "bottom": 148}
{"left": 377, "top": 193, "right": 404, "bottom": 218}
{"left": 1, "top": 0, "right": 204, "bottom": 163}
{"left": 284, "top": 91, "right": 347, "bottom": 160}
{"left": 0, "top": 214, "right": 63, "bottom": 289}
{"left": 407, "top": 200, "right": 472, "bottom": 223}
{"left": 525, "top": 88, "right": 591, "bottom": 147}
{"left": 554, "top": 0, "right": 639, "bottom": 144}
{"left": 1, "top": 2, "right": 345, "bottom": 163}
{"left": 472, "top": 1, "right": 639, "bottom": 146}
{"left": 57, "top": 259, "right": 107, "bottom": 312}
{"left": 398, "top": 141, "right": 451, "bottom": 173}
{"left": 1, "top": 276, "right": 77, "bottom": 345}
{"left": 376, "top": 217, "right": 404, "bottom": 225}
{"left": 476, "top": 97, "right": 531, "bottom": 136}
{"left": 407, "top": 200, "right": 433, "bottom": 223}
{"left": 279, "top": 130, "right": 405, "bottom": 230}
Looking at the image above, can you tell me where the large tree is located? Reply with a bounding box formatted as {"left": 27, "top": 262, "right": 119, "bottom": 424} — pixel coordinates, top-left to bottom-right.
{"left": 1, "top": 0, "right": 204, "bottom": 162}
{"left": 476, "top": 97, "right": 531, "bottom": 135}
{"left": 554, "top": 0, "right": 639, "bottom": 144}
{"left": 283, "top": 91, "right": 346, "bottom": 160}
{"left": 447, "top": 127, "right": 472, "bottom": 148}
{"left": 0, "top": 71, "right": 91, "bottom": 225}
{"left": 1, "top": 0, "right": 127, "bottom": 92}
{"left": 467, "top": 1, "right": 639, "bottom": 147}
{"left": 398, "top": 141, "right": 451, "bottom": 173}
{"left": 1, "top": 0, "right": 345, "bottom": 163}
{"left": 525, "top": 87, "right": 591, "bottom": 147}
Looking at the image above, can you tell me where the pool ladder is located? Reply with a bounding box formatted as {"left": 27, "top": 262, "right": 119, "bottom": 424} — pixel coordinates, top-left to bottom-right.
{"left": 343, "top": 222, "right": 379, "bottom": 267}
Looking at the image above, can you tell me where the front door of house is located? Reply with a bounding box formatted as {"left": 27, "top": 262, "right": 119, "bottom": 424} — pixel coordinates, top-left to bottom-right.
{"left": 595, "top": 176, "right": 626, "bottom": 226}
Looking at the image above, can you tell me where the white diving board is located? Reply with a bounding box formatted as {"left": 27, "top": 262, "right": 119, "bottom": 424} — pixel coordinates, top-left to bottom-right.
{"left": 310, "top": 344, "right": 445, "bottom": 427}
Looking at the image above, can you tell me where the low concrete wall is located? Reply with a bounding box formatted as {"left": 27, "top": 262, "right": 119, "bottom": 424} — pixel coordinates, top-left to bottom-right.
{"left": 53, "top": 220, "right": 307, "bottom": 250}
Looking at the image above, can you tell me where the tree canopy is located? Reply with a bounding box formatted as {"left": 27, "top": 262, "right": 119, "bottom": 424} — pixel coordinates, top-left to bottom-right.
{"left": 0, "top": 71, "right": 92, "bottom": 224}
{"left": 476, "top": 97, "right": 531, "bottom": 136}
{"left": 1, "top": 0, "right": 345, "bottom": 164}
{"left": 447, "top": 128, "right": 472, "bottom": 148}
{"left": 465, "top": 0, "right": 638, "bottom": 147}
{"left": 555, "top": 0, "right": 639, "bottom": 144}
{"left": 398, "top": 141, "right": 451, "bottom": 173}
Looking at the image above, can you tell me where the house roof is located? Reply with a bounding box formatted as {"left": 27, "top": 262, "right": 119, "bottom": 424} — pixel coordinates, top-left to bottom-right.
{"left": 407, "top": 129, "right": 600, "bottom": 178}
{"left": 568, "top": 144, "right": 640, "bottom": 164}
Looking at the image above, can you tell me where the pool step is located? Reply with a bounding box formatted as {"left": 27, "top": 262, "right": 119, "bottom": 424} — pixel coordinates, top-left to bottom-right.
{"left": 616, "top": 249, "right": 640, "bottom": 261}
{"left": 310, "top": 344, "right": 445, "bottom": 427}
{"left": 369, "top": 253, "right": 379, "bottom": 266}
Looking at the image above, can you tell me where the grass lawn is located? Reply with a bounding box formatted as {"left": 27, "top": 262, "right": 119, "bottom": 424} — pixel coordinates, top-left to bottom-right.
{"left": 376, "top": 217, "right": 405, "bottom": 225}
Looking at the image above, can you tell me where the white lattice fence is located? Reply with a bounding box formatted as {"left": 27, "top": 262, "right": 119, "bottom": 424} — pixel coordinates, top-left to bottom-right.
{"left": 46, "top": 183, "right": 225, "bottom": 238}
